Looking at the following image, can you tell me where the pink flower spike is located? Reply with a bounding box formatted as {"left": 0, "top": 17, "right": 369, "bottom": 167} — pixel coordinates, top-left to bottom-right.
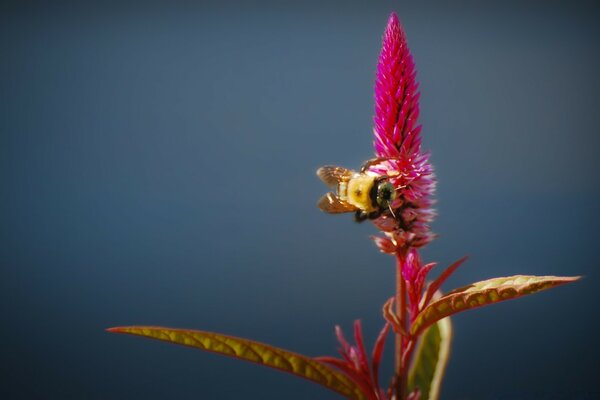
{"left": 369, "top": 13, "right": 436, "bottom": 252}
{"left": 373, "top": 12, "right": 421, "bottom": 158}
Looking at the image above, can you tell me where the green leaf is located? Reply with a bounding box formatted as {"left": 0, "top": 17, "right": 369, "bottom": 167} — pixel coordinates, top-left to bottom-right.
{"left": 107, "top": 326, "right": 367, "bottom": 400}
{"left": 408, "top": 317, "right": 452, "bottom": 400}
{"left": 411, "top": 275, "right": 580, "bottom": 336}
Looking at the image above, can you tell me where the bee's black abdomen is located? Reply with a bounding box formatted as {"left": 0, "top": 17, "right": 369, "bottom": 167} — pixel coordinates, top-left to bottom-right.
{"left": 369, "top": 179, "right": 379, "bottom": 209}
{"left": 354, "top": 210, "right": 368, "bottom": 223}
{"left": 354, "top": 209, "right": 382, "bottom": 223}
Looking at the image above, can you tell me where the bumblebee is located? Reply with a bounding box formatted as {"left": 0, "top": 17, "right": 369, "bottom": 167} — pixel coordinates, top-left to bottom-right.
{"left": 317, "top": 160, "right": 397, "bottom": 222}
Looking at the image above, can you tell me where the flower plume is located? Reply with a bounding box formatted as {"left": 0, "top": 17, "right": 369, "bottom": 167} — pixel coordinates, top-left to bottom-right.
{"left": 373, "top": 13, "right": 421, "bottom": 158}
{"left": 369, "top": 13, "right": 436, "bottom": 252}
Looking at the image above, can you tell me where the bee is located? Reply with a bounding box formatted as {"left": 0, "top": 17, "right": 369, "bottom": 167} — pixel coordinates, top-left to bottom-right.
{"left": 317, "top": 159, "right": 397, "bottom": 222}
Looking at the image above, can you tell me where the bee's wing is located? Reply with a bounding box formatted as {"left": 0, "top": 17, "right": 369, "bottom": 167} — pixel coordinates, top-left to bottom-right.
{"left": 317, "top": 192, "right": 358, "bottom": 214}
{"left": 316, "top": 166, "right": 354, "bottom": 187}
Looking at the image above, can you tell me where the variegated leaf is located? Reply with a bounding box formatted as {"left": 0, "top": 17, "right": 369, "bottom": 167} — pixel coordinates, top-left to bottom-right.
{"left": 411, "top": 275, "right": 579, "bottom": 336}
{"left": 408, "top": 317, "right": 452, "bottom": 400}
{"left": 108, "top": 326, "right": 367, "bottom": 399}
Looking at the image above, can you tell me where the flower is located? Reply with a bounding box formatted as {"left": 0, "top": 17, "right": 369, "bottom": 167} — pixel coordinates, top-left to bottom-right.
{"left": 369, "top": 13, "right": 436, "bottom": 253}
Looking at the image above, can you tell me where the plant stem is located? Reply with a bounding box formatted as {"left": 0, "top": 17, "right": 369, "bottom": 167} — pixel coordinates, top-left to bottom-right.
{"left": 402, "top": 340, "right": 416, "bottom": 370}
{"left": 394, "top": 253, "right": 408, "bottom": 400}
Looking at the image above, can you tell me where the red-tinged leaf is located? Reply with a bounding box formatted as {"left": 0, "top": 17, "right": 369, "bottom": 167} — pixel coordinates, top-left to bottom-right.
{"left": 383, "top": 297, "right": 407, "bottom": 336}
{"left": 422, "top": 256, "right": 468, "bottom": 308}
{"left": 416, "top": 262, "right": 437, "bottom": 287}
{"left": 335, "top": 325, "right": 354, "bottom": 365}
{"left": 408, "top": 317, "right": 452, "bottom": 400}
{"left": 353, "top": 321, "right": 370, "bottom": 376}
{"left": 108, "top": 326, "right": 367, "bottom": 400}
{"left": 316, "top": 356, "right": 374, "bottom": 399}
{"left": 411, "top": 275, "right": 580, "bottom": 336}
{"left": 371, "top": 323, "right": 390, "bottom": 390}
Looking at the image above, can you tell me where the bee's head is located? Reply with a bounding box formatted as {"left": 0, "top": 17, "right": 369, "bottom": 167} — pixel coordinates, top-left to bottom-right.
{"left": 376, "top": 181, "right": 396, "bottom": 208}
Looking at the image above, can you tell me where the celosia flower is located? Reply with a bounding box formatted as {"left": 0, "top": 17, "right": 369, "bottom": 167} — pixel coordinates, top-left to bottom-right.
{"left": 368, "top": 13, "right": 436, "bottom": 253}
{"left": 109, "top": 12, "right": 579, "bottom": 400}
{"left": 367, "top": 15, "right": 452, "bottom": 398}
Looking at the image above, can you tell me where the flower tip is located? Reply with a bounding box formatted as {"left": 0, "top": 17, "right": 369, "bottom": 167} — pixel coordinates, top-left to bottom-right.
{"left": 384, "top": 12, "right": 401, "bottom": 36}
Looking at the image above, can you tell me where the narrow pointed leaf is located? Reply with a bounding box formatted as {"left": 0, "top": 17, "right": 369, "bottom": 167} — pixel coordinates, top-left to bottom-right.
{"left": 383, "top": 297, "right": 407, "bottom": 336}
{"left": 411, "top": 275, "right": 580, "bottom": 336}
{"left": 352, "top": 320, "right": 370, "bottom": 376}
{"left": 408, "top": 317, "right": 452, "bottom": 400}
{"left": 371, "top": 323, "right": 390, "bottom": 390}
{"left": 108, "top": 326, "right": 367, "bottom": 400}
{"left": 422, "top": 256, "right": 468, "bottom": 307}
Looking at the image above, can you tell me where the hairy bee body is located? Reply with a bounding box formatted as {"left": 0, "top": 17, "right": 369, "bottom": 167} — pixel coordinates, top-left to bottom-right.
{"left": 316, "top": 162, "right": 396, "bottom": 222}
{"left": 340, "top": 174, "right": 378, "bottom": 213}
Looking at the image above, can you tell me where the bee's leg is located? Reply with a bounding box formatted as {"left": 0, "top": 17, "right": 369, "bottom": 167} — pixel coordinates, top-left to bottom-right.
{"left": 360, "top": 157, "right": 396, "bottom": 172}
{"left": 367, "top": 210, "right": 382, "bottom": 220}
{"left": 354, "top": 210, "right": 369, "bottom": 223}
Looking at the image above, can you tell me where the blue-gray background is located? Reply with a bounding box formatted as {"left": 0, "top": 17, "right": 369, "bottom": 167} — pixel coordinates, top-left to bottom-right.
{"left": 1, "top": 1, "right": 599, "bottom": 398}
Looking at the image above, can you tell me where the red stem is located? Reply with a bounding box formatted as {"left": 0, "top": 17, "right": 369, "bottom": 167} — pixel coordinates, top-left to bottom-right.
{"left": 394, "top": 252, "right": 408, "bottom": 400}
{"left": 402, "top": 340, "right": 416, "bottom": 370}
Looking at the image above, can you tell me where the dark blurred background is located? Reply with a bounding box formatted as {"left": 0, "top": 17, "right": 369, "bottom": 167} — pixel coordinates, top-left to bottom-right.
{"left": 1, "top": 1, "right": 599, "bottom": 398}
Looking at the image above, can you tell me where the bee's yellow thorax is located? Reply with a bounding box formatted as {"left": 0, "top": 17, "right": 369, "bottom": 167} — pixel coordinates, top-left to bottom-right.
{"left": 342, "top": 175, "right": 376, "bottom": 212}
